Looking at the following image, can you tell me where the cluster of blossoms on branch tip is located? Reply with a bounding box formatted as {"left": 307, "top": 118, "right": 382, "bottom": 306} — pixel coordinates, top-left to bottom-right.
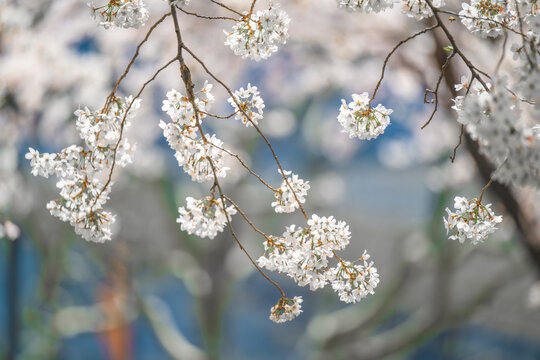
{"left": 444, "top": 196, "right": 502, "bottom": 245}
{"left": 177, "top": 196, "right": 237, "bottom": 239}
{"left": 338, "top": 92, "right": 393, "bottom": 140}
{"left": 459, "top": 0, "right": 518, "bottom": 38}
{"left": 167, "top": 0, "right": 190, "bottom": 7}
{"left": 270, "top": 296, "right": 303, "bottom": 323}
{"left": 330, "top": 250, "right": 379, "bottom": 303}
{"left": 160, "top": 84, "right": 230, "bottom": 183}
{"left": 228, "top": 84, "right": 265, "bottom": 127}
{"left": 26, "top": 96, "right": 140, "bottom": 242}
{"left": 402, "top": 0, "right": 445, "bottom": 20}
{"left": 224, "top": 4, "right": 290, "bottom": 61}
{"left": 89, "top": 0, "right": 149, "bottom": 29}
{"left": 258, "top": 214, "right": 379, "bottom": 304}
{"left": 337, "top": 0, "right": 395, "bottom": 13}
{"left": 271, "top": 170, "right": 310, "bottom": 214}
{"left": 455, "top": 78, "right": 540, "bottom": 188}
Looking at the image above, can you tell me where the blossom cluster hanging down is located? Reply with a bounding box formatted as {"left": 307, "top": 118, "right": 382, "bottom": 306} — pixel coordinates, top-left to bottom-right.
{"left": 337, "top": 92, "right": 393, "bottom": 140}
{"left": 337, "top": 0, "right": 394, "bottom": 13}
{"left": 271, "top": 170, "right": 310, "bottom": 213}
{"left": 459, "top": 0, "right": 518, "bottom": 38}
{"left": 401, "top": 0, "right": 445, "bottom": 19}
{"left": 159, "top": 84, "right": 229, "bottom": 183}
{"left": 444, "top": 196, "right": 503, "bottom": 245}
{"left": 177, "top": 196, "right": 237, "bottom": 239}
{"left": 167, "top": 0, "right": 190, "bottom": 7}
{"left": 26, "top": 96, "right": 140, "bottom": 242}
{"left": 258, "top": 215, "right": 380, "bottom": 303}
{"left": 89, "top": 0, "right": 149, "bottom": 29}
{"left": 228, "top": 83, "right": 265, "bottom": 127}
{"left": 224, "top": 4, "right": 290, "bottom": 61}
{"left": 455, "top": 78, "right": 540, "bottom": 188}
{"left": 269, "top": 296, "right": 303, "bottom": 323}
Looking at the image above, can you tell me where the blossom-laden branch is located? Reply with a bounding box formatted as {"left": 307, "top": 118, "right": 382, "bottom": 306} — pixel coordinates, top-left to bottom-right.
{"left": 165, "top": 5, "right": 382, "bottom": 322}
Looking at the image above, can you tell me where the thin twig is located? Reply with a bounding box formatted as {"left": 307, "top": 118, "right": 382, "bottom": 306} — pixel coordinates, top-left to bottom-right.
{"left": 494, "top": 31, "right": 508, "bottom": 74}
{"left": 210, "top": 0, "right": 243, "bottom": 17}
{"left": 223, "top": 195, "right": 274, "bottom": 241}
{"left": 421, "top": 50, "right": 456, "bottom": 129}
{"left": 371, "top": 24, "right": 439, "bottom": 102}
{"left": 207, "top": 141, "right": 278, "bottom": 192}
{"left": 249, "top": 0, "right": 257, "bottom": 15}
{"left": 103, "top": 12, "right": 171, "bottom": 112}
{"left": 198, "top": 110, "right": 237, "bottom": 119}
{"left": 177, "top": 6, "right": 237, "bottom": 21}
{"left": 450, "top": 124, "right": 464, "bottom": 163}
{"left": 478, "top": 178, "right": 493, "bottom": 203}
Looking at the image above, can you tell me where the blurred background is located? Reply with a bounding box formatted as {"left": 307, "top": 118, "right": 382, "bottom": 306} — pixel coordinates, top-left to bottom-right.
{"left": 1, "top": 0, "right": 540, "bottom": 359}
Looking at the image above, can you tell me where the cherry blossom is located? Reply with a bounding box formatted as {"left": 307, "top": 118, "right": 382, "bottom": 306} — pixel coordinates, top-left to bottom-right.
{"left": 224, "top": 4, "right": 290, "bottom": 61}
{"left": 338, "top": 93, "right": 393, "bottom": 140}
{"left": 444, "top": 196, "right": 503, "bottom": 245}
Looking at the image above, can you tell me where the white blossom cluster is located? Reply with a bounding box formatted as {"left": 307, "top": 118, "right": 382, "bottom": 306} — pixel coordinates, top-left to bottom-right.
{"left": 337, "top": 0, "right": 395, "bottom": 13}
{"left": 159, "top": 84, "right": 230, "bottom": 183}
{"left": 177, "top": 196, "right": 237, "bottom": 239}
{"left": 224, "top": 5, "right": 290, "bottom": 61}
{"left": 338, "top": 93, "right": 393, "bottom": 140}
{"left": 258, "top": 215, "right": 379, "bottom": 304}
{"left": 26, "top": 96, "right": 140, "bottom": 242}
{"left": 513, "top": 17, "right": 540, "bottom": 105}
{"left": 329, "top": 250, "right": 380, "bottom": 303}
{"left": 444, "top": 196, "right": 502, "bottom": 245}
{"left": 89, "top": 0, "right": 149, "bottom": 29}
{"left": 167, "top": 0, "right": 190, "bottom": 7}
{"left": 459, "top": 0, "right": 517, "bottom": 38}
{"left": 271, "top": 170, "right": 310, "bottom": 213}
{"left": 401, "top": 0, "right": 445, "bottom": 20}
{"left": 228, "top": 84, "right": 265, "bottom": 126}
{"left": 269, "top": 296, "right": 303, "bottom": 323}
{"left": 456, "top": 79, "right": 540, "bottom": 188}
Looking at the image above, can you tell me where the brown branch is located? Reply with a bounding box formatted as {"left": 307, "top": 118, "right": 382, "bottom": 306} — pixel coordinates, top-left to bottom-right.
{"left": 421, "top": 50, "right": 456, "bottom": 129}
{"left": 198, "top": 110, "right": 237, "bottom": 119}
{"left": 249, "top": 0, "right": 257, "bottom": 15}
{"left": 206, "top": 141, "right": 278, "bottom": 192}
{"left": 222, "top": 195, "right": 274, "bottom": 241}
{"left": 103, "top": 12, "right": 171, "bottom": 112}
{"left": 450, "top": 124, "right": 464, "bottom": 163}
{"left": 209, "top": 0, "right": 243, "bottom": 17}
{"left": 171, "top": 5, "right": 285, "bottom": 297}
{"left": 494, "top": 30, "right": 508, "bottom": 74}
{"left": 177, "top": 6, "right": 237, "bottom": 21}
{"left": 478, "top": 178, "right": 493, "bottom": 203}
{"left": 92, "top": 57, "right": 176, "bottom": 210}
{"left": 371, "top": 24, "right": 439, "bottom": 102}
{"left": 425, "top": 0, "right": 491, "bottom": 90}
{"left": 181, "top": 43, "right": 310, "bottom": 220}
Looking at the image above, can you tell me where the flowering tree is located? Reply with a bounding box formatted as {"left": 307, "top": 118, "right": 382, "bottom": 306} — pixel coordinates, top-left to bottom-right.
{"left": 1, "top": 0, "right": 540, "bottom": 357}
